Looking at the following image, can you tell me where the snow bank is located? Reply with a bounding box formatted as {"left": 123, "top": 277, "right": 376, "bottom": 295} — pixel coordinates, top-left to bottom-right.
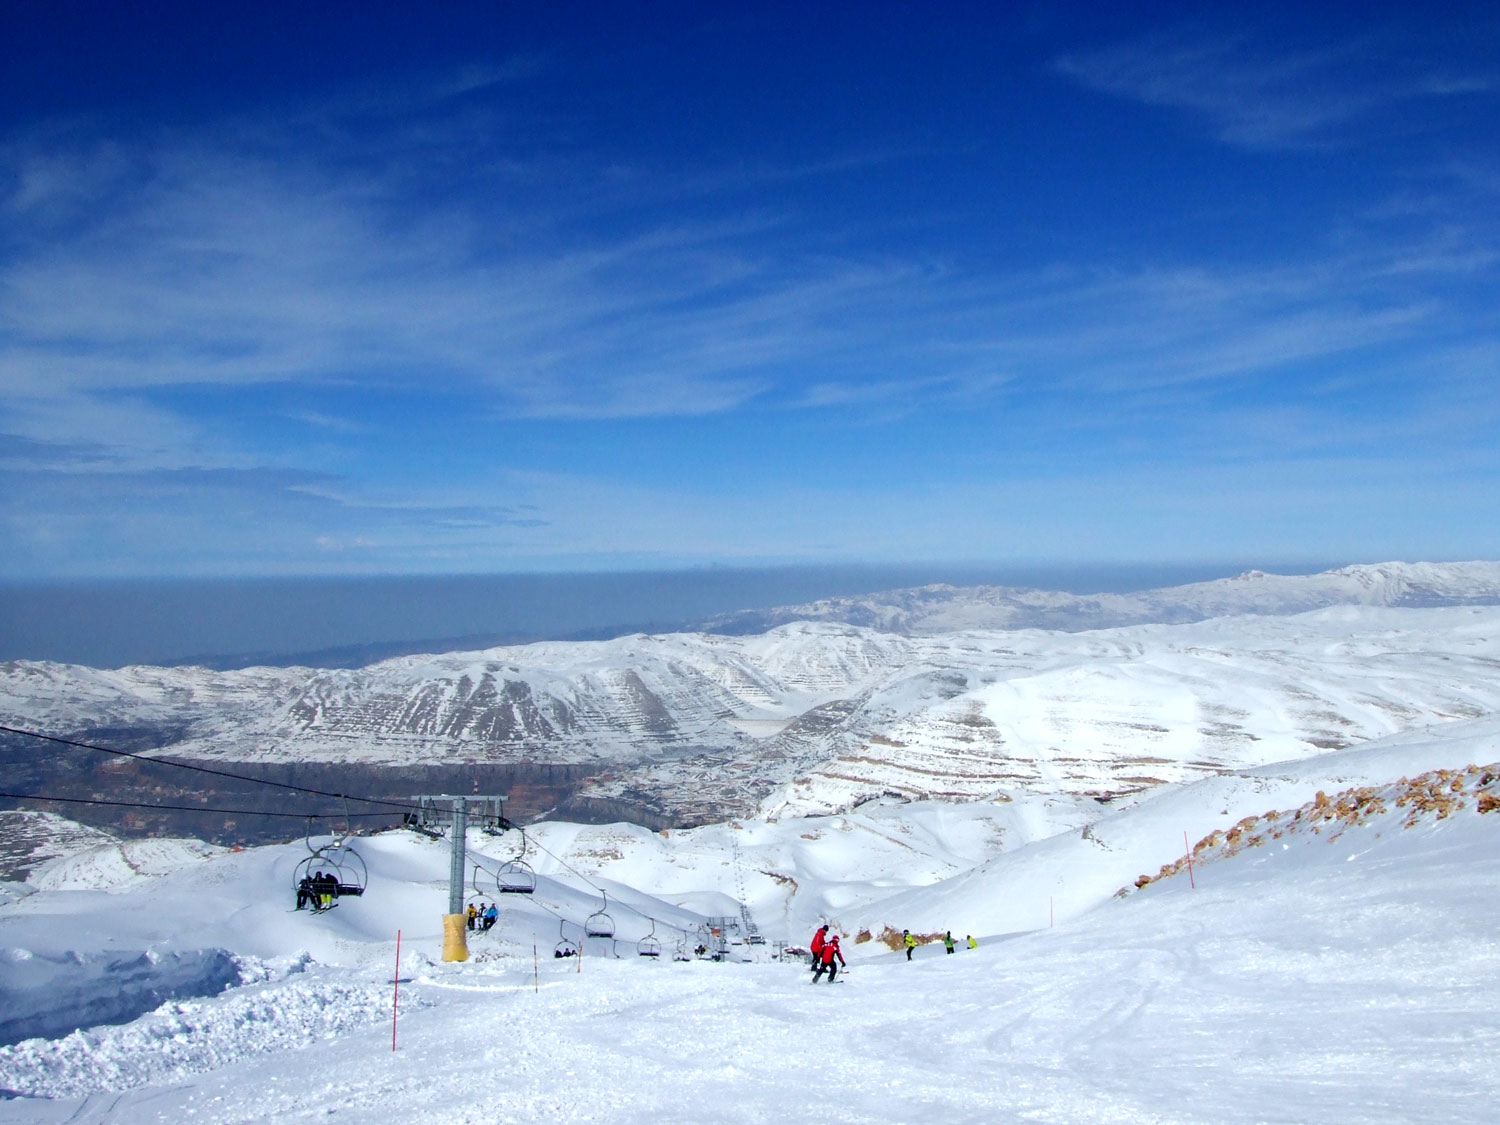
{"left": 0, "top": 947, "right": 242, "bottom": 1048}
{"left": 0, "top": 957, "right": 408, "bottom": 1100}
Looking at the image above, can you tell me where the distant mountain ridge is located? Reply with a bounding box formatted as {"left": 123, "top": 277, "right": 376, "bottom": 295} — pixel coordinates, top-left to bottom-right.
{"left": 698, "top": 560, "right": 1500, "bottom": 635}
{"left": 3, "top": 561, "right": 1500, "bottom": 832}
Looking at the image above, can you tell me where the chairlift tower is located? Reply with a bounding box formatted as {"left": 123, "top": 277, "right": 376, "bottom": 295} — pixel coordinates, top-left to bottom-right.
{"left": 412, "top": 793, "right": 506, "bottom": 961}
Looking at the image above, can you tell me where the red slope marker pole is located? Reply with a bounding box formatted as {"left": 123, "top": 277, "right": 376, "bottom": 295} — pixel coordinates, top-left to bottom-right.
{"left": 392, "top": 929, "right": 401, "bottom": 1051}
{"left": 1184, "top": 832, "right": 1196, "bottom": 889}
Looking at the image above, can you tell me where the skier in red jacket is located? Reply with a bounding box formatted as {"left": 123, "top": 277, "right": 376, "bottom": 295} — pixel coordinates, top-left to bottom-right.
{"left": 809, "top": 923, "right": 828, "bottom": 970}
{"left": 812, "top": 933, "right": 845, "bottom": 983}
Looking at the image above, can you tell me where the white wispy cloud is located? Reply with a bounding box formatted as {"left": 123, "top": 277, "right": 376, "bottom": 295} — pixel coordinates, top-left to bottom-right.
{"left": 0, "top": 134, "right": 924, "bottom": 425}
{"left": 1054, "top": 28, "right": 1495, "bottom": 150}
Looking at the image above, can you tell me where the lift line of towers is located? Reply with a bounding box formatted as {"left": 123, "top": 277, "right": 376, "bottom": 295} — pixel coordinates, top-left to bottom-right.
{"left": 295, "top": 793, "right": 767, "bottom": 963}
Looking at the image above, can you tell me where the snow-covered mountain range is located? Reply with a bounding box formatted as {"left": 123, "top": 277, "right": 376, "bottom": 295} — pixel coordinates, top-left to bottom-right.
{"left": 4, "top": 561, "right": 1500, "bottom": 828}
{"left": 3, "top": 561, "right": 1500, "bottom": 1118}
{"left": 700, "top": 559, "right": 1500, "bottom": 633}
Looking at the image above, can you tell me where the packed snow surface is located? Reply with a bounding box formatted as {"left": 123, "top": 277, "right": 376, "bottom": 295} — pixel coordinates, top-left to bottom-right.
{"left": 2, "top": 718, "right": 1499, "bottom": 1120}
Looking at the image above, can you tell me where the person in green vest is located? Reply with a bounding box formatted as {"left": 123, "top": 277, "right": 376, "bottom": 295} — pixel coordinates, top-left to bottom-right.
{"left": 903, "top": 929, "right": 916, "bottom": 960}
{"left": 943, "top": 931, "right": 956, "bottom": 954}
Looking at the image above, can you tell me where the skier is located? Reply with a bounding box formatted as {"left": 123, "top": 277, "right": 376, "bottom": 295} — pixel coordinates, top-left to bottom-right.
{"left": 466, "top": 902, "right": 478, "bottom": 931}
{"left": 483, "top": 903, "right": 498, "bottom": 931}
{"left": 812, "top": 933, "right": 845, "bottom": 983}
{"left": 943, "top": 931, "right": 956, "bottom": 955}
{"left": 295, "top": 875, "right": 313, "bottom": 910}
{"left": 967, "top": 934, "right": 977, "bottom": 950}
{"left": 903, "top": 929, "right": 916, "bottom": 961}
{"left": 809, "top": 923, "right": 829, "bottom": 970}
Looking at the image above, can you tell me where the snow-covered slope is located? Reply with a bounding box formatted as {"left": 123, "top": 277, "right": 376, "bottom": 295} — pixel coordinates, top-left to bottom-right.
{"left": 0, "top": 813, "right": 116, "bottom": 884}
{"left": 568, "top": 604, "right": 1500, "bottom": 821}
{"left": 1, "top": 718, "right": 1498, "bottom": 1120}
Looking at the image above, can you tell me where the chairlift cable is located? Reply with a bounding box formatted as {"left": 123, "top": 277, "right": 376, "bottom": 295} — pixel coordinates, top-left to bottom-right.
{"left": 0, "top": 789, "right": 392, "bottom": 820}
{"left": 0, "top": 724, "right": 424, "bottom": 813}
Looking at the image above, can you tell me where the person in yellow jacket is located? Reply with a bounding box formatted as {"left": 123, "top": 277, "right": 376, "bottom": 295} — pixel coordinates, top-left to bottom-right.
{"left": 967, "top": 934, "right": 977, "bottom": 950}
{"left": 903, "top": 928, "right": 917, "bottom": 961}
{"left": 465, "top": 902, "right": 478, "bottom": 931}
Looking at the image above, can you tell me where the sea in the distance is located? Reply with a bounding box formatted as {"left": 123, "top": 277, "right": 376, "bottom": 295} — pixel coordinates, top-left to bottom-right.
{"left": 0, "top": 561, "right": 1334, "bottom": 669}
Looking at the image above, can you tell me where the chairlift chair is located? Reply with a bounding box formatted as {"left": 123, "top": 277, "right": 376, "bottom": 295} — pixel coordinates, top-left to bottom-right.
{"left": 584, "top": 891, "right": 615, "bottom": 939}
{"left": 291, "top": 812, "right": 368, "bottom": 908}
{"left": 406, "top": 797, "right": 446, "bottom": 839}
{"left": 479, "top": 800, "right": 510, "bottom": 837}
{"left": 553, "top": 920, "right": 578, "bottom": 959}
{"left": 496, "top": 859, "right": 537, "bottom": 894}
{"left": 637, "top": 920, "right": 662, "bottom": 959}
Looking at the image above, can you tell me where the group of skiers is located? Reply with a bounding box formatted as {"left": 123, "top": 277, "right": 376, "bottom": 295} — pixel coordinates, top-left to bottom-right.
{"left": 295, "top": 871, "right": 339, "bottom": 911}
{"left": 466, "top": 901, "right": 499, "bottom": 932}
{"left": 804, "top": 923, "right": 979, "bottom": 977}
{"left": 902, "top": 928, "right": 977, "bottom": 959}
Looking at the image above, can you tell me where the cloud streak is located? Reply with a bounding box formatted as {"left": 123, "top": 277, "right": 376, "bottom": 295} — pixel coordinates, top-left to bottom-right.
{"left": 1055, "top": 27, "right": 1497, "bottom": 150}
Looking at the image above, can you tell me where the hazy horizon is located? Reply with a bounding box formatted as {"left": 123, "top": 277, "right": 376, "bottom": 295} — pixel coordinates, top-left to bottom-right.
{"left": 0, "top": 560, "right": 1349, "bottom": 669}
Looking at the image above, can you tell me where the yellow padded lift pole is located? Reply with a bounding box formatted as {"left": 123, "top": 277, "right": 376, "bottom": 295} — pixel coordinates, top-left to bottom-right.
{"left": 443, "top": 913, "right": 469, "bottom": 962}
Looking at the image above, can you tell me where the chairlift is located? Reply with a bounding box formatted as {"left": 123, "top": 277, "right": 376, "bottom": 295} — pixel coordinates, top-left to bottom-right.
{"left": 496, "top": 859, "right": 536, "bottom": 894}
{"left": 291, "top": 810, "right": 368, "bottom": 909}
{"left": 482, "top": 809, "right": 513, "bottom": 838}
{"left": 464, "top": 867, "right": 501, "bottom": 934}
{"left": 492, "top": 828, "right": 534, "bottom": 893}
{"left": 553, "top": 920, "right": 578, "bottom": 959}
{"left": 584, "top": 891, "right": 615, "bottom": 939}
{"left": 479, "top": 798, "right": 510, "bottom": 837}
{"left": 637, "top": 920, "right": 662, "bottom": 959}
{"left": 404, "top": 797, "right": 446, "bottom": 840}
{"left": 691, "top": 924, "right": 713, "bottom": 959}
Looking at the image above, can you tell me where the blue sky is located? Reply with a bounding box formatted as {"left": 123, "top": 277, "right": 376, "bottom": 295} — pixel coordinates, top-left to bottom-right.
{"left": 2, "top": 1, "right": 1498, "bottom": 579}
